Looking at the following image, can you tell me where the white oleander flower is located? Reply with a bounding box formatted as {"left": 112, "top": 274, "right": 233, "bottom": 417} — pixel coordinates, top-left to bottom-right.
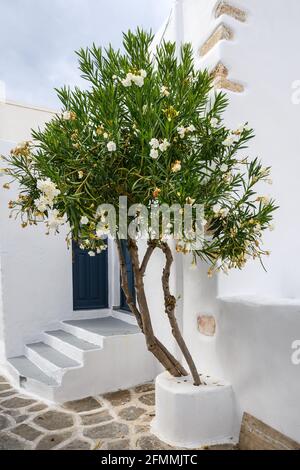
{"left": 187, "top": 124, "right": 196, "bottom": 132}
{"left": 160, "top": 85, "right": 170, "bottom": 97}
{"left": 212, "top": 203, "right": 221, "bottom": 214}
{"left": 80, "top": 216, "right": 89, "bottom": 225}
{"left": 107, "top": 141, "right": 116, "bottom": 152}
{"left": 121, "top": 75, "right": 132, "bottom": 87}
{"left": 223, "top": 135, "right": 236, "bottom": 147}
{"left": 96, "top": 223, "right": 110, "bottom": 237}
{"left": 171, "top": 160, "right": 181, "bottom": 173}
{"left": 62, "top": 111, "right": 71, "bottom": 120}
{"left": 95, "top": 208, "right": 107, "bottom": 222}
{"left": 210, "top": 117, "right": 219, "bottom": 128}
{"left": 88, "top": 251, "right": 96, "bottom": 257}
{"left": 220, "top": 164, "right": 228, "bottom": 172}
{"left": 37, "top": 178, "right": 60, "bottom": 201}
{"left": 78, "top": 171, "right": 84, "bottom": 179}
{"left": 103, "top": 132, "right": 109, "bottom": 139}
{"left": 122, "top": 70, "right": 146, "bottom": 88}
{"left": 150, "top": 148, "right": 159, "bottom": 159}
{"left": 220, "top": 207, "right": 229, "bottom": 218}
{"left": 132, "top": 75, "right": 144, "bottom": 87}
{"left": 177, "top": 126, "right": 186, "bottom": 139}
{"left": 159, "top": 139, "right": 170, "bottom": 152}
{"left": 46, "top": 209, "right": 65, "bottom": 232}
{"left": 149, "top": 138, "right": 159, "bottom": 149}
{"left": 34, "top": 195, "right": 51, "bottom": 213}
{"left": 257, "top": 195, "right": 270, "bottom": 206}
{"left": 62, "top": 111, "right": 76, "bottom": 121}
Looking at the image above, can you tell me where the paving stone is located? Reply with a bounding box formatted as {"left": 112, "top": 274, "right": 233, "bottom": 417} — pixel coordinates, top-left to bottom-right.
{"left": 33, "top": 410, "right": 74, "bottom": 431}
{"left": 28, "top": 403, "right": 48, "bottom": 413}
{"left": 81, "top": 410, "right": 113, "bottom": 426}
{"left": 0, "top": 414, "right": 11, "bottom": 431}
{"left": 93, "top": 440, "right": 104, "bottom": 450}
{"left": 135, "top": 424, "right": 148, "bottom": 434}
{"left": 0, "top": 391, "right": 16, "bottom": 398}
{"left": 11, "top": 423, "right": 42, "bottom": 441}
{"left": 84, "top": 422, "right": 129, "bottom": 440}
{"left": 15, "top": 414, "right": 29, "bottom": 424}
{"left": 118, "top": 406, "right": 145, "bottom": 421}
{"left": 138, "top": 392, "right": 155, "bottom": 406}
{"left": 35, "top": 432, "right": 72, "bottom": 450}
{"left": 4, "top": 409, "right": 20, "bottom": 418}
{"left": 64, "top": 397, "right": 102, "bottom": 413}
{"left": 207, "top": 443, "right": 238, "bottom": 450}
{"left": 140, "top": 414, "right": 154, "bottom": 423}
{"left": 1, "top": 397, "right": 36, "bottom": 409}
{"left": 134, "top": 383, "right": 155, "bottom": 394}
{"left": 103, "top": 390, "right": 131, "bottom": 406}
{"left": 0, "top": 376, "right": 8, "bottom": 383}
{"left": 0, "top": 384, "right": 13, "bottom": 392}
{"left": 0, "top": 432, "right": 26, "bottom": 450}
{"left": 106, "top": 439, "right": 130, "bottom": 450}
{"left": 60, "top": 438, "right": 91, "bottom": 450}
{"left": 137, "top": 434, "right": 171, "bottom": 450}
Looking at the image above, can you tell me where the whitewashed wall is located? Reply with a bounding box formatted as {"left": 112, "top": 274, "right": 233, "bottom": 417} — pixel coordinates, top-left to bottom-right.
{"left": 0, "top": 102, "right": 75, "bottom": 360}
{"left": 157, "top": 0, "right": 300, "bottom": 442}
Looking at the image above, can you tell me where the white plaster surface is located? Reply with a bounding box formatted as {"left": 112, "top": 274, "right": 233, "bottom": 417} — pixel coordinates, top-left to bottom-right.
{"left": 157, "top": 0, "right": 300, "bottom": 444}
{"left": 152, "top": 371, "right": 236, "bottom": 447}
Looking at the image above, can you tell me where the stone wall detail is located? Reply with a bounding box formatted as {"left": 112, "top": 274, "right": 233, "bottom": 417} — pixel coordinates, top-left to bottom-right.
{"left": 239, "top": 413, "right": 300, "bottom": 450}
{"left": 199, "top": 1, "right": 247, "bottom": 93}
{"left": 200, "top": 23, "right": 233, "bottom": 57}
{"left": 210, "top": 61, "right": 244, "bottom": 93}
{"left": 215, "top": 1, "right": 247, "bottom": 23}
{"left": 197, "top": 315, "right": 216, "bottom": 337}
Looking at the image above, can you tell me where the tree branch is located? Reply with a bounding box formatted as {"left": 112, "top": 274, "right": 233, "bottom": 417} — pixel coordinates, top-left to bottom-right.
{"left": 115, "top": 236, "right": 187, "bottom": 377}
{"left": 160, "top": 241, "right": 201, "bottom": 386}
{"left": 140, "top": 241, "right": 157, "bottom": 276}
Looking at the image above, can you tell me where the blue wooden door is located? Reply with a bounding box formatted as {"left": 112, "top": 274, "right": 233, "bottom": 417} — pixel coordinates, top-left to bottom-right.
{"left": 120, "top": 240, "right": 135, "bottom": 311}
{"left": 72, "top": 241, "right": 108, "bottom": 310}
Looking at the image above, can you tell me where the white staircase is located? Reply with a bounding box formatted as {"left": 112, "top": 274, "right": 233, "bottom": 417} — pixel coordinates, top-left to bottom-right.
{"left": 6, "top": 316, "right": 157, "bottom": 403}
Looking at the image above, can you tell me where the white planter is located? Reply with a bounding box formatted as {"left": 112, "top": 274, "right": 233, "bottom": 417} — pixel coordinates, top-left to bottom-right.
{"left": 151, "top": 371, "right": 237, "bottom": 448}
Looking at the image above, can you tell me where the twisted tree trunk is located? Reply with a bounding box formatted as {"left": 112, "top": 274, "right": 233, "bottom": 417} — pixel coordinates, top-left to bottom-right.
{"left": 160, "top": 242, "right": 201, "bottom": 386}
{"left": 116, "top": 237, "right": 187, "bottom": 377}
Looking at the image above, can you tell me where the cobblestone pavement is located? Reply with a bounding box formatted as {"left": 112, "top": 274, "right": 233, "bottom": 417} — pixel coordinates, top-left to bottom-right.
{"left": 0, "top": 374, "right": 235, "bottom": 450}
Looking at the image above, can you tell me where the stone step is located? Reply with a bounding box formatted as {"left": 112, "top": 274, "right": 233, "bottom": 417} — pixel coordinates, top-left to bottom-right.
{"left": 7, "top": 355, "right": 59, "bottom": 387}
{"left": 62, "top": 316, "right": 140, "bottom": 344}
{"left": 25, "top": 342, "right": 81, "bottom": 376}
{"left": 5, "top": 316, "right": 156, "bottom": 402}
{"left": 44, "top": 329, "right": 101, "bottom": 361}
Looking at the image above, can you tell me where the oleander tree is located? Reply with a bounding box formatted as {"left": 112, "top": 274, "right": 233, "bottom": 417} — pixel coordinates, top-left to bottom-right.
{"left": 1, "top": 30, "right": 276, "bottom": 385}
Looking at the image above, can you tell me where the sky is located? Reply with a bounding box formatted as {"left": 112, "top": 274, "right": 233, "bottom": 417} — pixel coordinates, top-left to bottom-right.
{"left": 0, "top": 0, "right": 173, "bottom": 108}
